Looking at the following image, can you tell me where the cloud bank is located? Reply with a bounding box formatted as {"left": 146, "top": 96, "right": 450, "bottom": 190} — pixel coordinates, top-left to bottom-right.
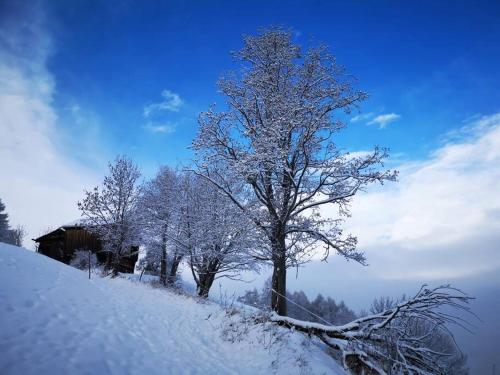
{"left": 339, "top": 113, "right": 500, "bottom": 280}
{"left": 0, "top": 3, "right": 101, "bottom": 247}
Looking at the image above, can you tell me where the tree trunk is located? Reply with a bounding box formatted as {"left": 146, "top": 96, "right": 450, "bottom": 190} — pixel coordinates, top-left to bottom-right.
{"left": 159, "top": 228, "right": 168, "bottom": 286}
{"left": 271, "top": 236, "right": 287, "bottom": 316}
{"left": 111, "top": 247, "right": 121, "bottom": 277}
{"left": 105, "top": 251, "right": 112, "bottom": 271}
{"left": 167, "top": 252, "right": 182, "bottom": 285}
{"left": 112, "top": 230, "right": 125, "bottom": 277}
{"left": 160, "top": 249, "right": 167, "bottom": 286}
{"left": 197, "top": 270, "right": 216, "bottom": 298}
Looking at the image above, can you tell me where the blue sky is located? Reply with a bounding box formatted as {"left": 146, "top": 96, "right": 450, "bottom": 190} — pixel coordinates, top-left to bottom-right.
{"left": 41, "top": 0, "right": 500, "bottom": 171}
{"left": 1, "top": 1, "right": 500, "bottom": 370}
{"left": 1, "top": 0, "right": 499, "bottom": 297}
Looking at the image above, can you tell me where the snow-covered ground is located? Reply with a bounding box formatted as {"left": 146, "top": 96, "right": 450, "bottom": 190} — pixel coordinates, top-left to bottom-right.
{"left": 0, "top": 242, "right": 344, "bottom": 374}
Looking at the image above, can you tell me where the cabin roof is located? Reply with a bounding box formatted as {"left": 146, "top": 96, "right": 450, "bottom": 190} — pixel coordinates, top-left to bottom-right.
{"left": 32, "top": 219, "right": 89, "bottom": 242}
{"left": 60, "top": 218, "right": 89, "bottom": 228}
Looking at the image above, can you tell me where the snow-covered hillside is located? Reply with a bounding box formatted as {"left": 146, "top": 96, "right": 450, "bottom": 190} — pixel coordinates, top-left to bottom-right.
{"left": 0, "top": 243, "right": 344, "bottom": 374}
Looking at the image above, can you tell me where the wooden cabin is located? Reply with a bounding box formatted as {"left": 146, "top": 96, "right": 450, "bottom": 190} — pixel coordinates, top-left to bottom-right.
{"left": 33, "top": 222, "right": 138, "bottom": 273}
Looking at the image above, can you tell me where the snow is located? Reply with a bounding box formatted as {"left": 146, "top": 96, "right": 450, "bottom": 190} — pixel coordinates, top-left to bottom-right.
{"left": 270, "top": 312, "right": 359, "bottom": 333}
{"left": 0, "top": 242, "right": 345, "bottom": 374}
{"left": 60, "top": 218, "right": 88, "bottom": 228}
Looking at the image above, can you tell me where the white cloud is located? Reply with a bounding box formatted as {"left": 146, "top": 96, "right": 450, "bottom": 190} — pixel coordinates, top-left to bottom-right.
{"left": 0, "top": 4, "right": 102, "bottom": 247}
{"left": 334, "top": 113, "right": 500, "bottom": 280}
{"left": 345, "top": 150, "right": 375, "bottom": 159}
{"left": 143, "top": 89, "right": 183, "bottom": 117}
{"left": 350, "top": 112, "right": 374, "bottom": 123}
{"left": 143, "top": 122, "right": 176, "bottom": 134}
{"left": 367, "top": 113, "right": 401, "bottom": 128}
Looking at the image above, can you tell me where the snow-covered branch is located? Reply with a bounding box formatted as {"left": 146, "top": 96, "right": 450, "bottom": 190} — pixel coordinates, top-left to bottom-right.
{"left": 270, "top": 285, "right": 473, "bottom": 374}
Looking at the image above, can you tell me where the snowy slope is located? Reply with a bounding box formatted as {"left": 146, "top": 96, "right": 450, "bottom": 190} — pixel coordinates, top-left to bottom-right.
{"left": 0, "top": 243, "right": 345, "bottom": 375}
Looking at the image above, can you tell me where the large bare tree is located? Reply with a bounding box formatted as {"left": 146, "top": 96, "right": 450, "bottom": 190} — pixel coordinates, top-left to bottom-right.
{"left": 193, "top": 28, "right": 396, "bottom": 315}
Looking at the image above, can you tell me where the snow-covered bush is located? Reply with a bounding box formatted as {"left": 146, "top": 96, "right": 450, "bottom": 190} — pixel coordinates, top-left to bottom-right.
{"left": 70, "top": 249, "right": 98, "bottom": 272}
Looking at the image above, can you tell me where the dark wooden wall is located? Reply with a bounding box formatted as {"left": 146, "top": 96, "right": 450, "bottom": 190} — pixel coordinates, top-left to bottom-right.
{"left": 36, "top": 227, "right": 137, "bottom": 273}
{"left": 37, "top": 228, "right": 101, "bottom": 264}
{"left": 37, "top": 230, "right": 66, "bottom": 263}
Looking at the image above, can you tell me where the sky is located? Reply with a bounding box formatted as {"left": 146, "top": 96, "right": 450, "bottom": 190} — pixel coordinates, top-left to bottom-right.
{"left": 1, "top": 0, "right": 499, "bottom": 371}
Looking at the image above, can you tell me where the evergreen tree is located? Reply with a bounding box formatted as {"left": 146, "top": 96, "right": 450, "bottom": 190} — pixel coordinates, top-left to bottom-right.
{"left": 0, "top": 199, "right": 15, "bottom": 245}
{"left": 238, "top": 280, "right": 356, "bottom": 325}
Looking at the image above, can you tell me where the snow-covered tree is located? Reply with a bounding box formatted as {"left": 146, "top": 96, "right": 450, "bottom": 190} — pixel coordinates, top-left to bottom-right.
{"left": 193, "top": 28, "right": 396, "bottom": 314}
{"left": 369, "top": 296, "right": 398, "bottom": 315}
{"left": 184, "top": 175, "right": 260, "bottom": 297}
{"left": 237, "top": 288, "right": 261, "bottom": 307}
{"left": 163, "top": 172, "right": 197, "bottom": 285}
{"left": 0, "top": 199, "right": 10, "bottom": 243}
{"left": 10, "top": 225, "right": 26, "bottom": 247}
{"left": 238, "top": 280, "right": 356, "bottom": 325}
{"left": 138, "top": 166, "right": 178, "bottom": 285}
{"left": 78, "top": 156, "right": 141, "bottom": 275}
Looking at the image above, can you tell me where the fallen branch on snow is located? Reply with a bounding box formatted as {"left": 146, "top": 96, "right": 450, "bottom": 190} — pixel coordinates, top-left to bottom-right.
{"left": 270, "top": 285, "right": 473, "bottom": 374}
